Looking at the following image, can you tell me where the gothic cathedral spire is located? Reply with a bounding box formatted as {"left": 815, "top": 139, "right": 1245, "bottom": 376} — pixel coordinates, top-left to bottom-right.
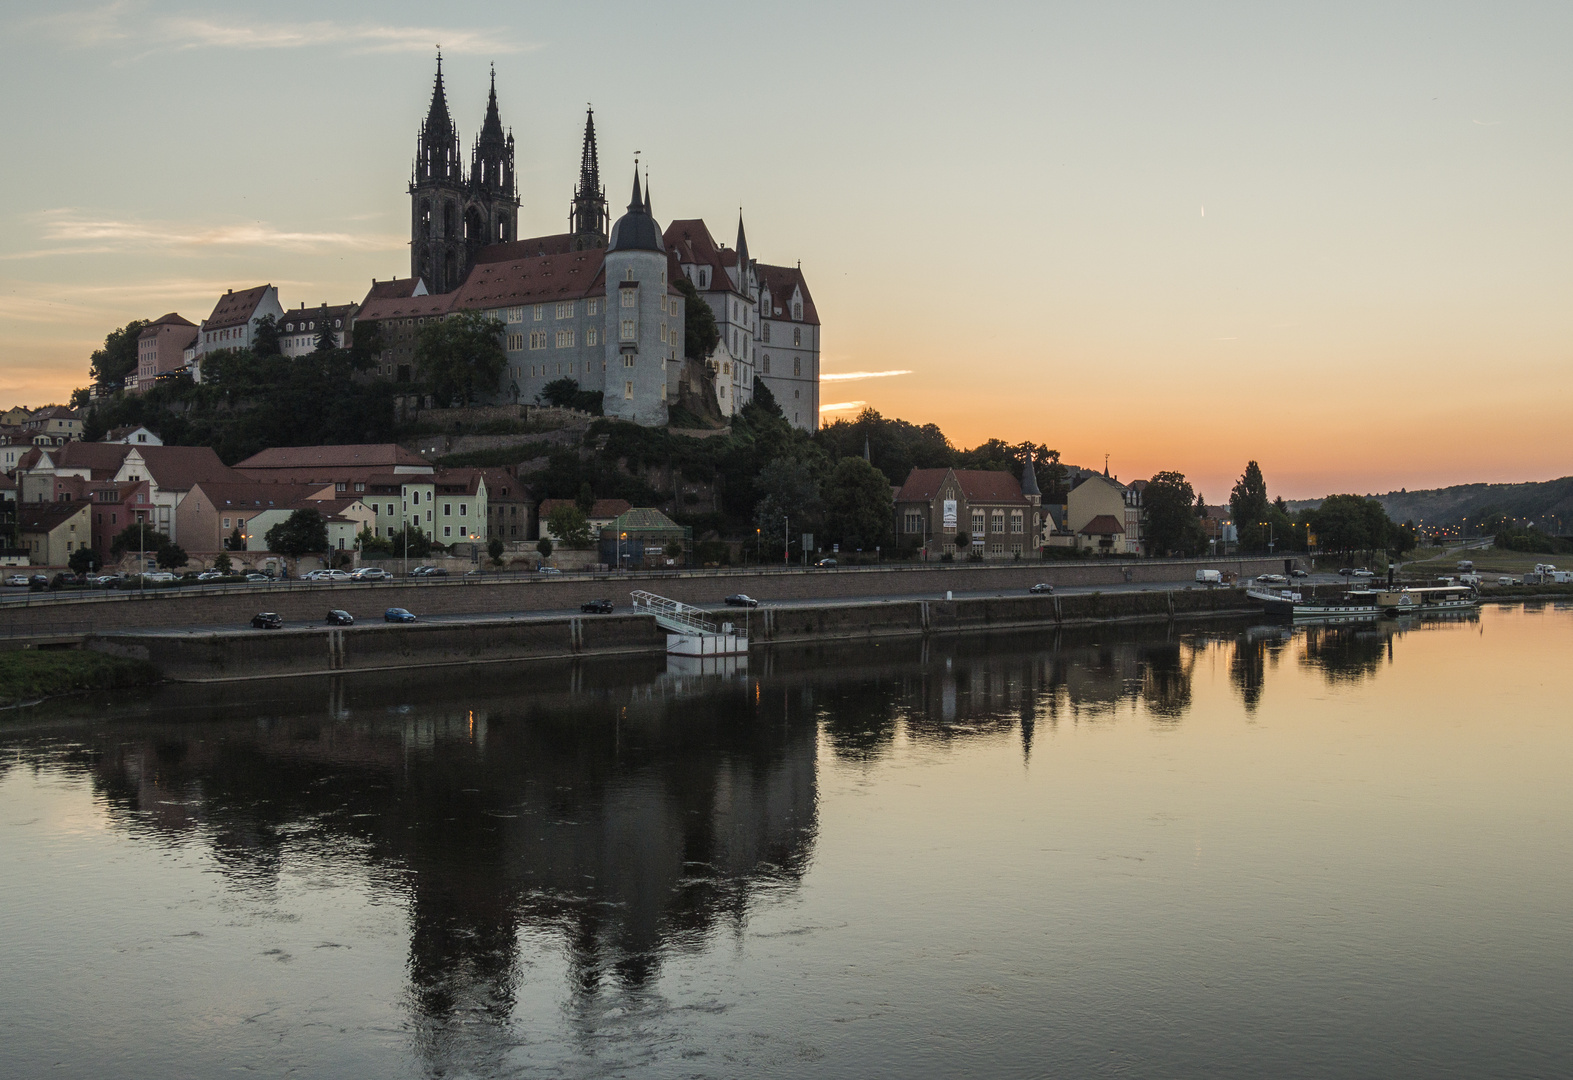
{"left": 570, "top": 107, "right": 608, "bottom": 250}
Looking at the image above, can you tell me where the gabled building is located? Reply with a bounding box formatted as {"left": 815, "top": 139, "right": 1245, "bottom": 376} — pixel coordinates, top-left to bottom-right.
{"left": 103, "top": 426, "right": 162, "bottom": 446}
{"left": 894, "top": 466, "right": 1037, "bottom": 559}
{"left": 18, "top": 501, "right": 91, "bottom": 566}
{"left": 22, "top": 406, "right": 80, "bottom": 444}
{"left": 133, "top": 313, "right": 198, "bottom": 392}
{"left": 276, "top": 302, "right": 358, "bottom": 356}
{"left": 477, "top": 468, "right": 529, "bottom": 541}
{"left": 538, "top": 497, "right": 630, "bottom": 543}
{"left": 754, "top": 262, "right": 820, "bottom": 431}
{"left": 1065, "top": 472, "right": 1140, "bottom": 556}
{"left": 194, "top": 285, "right": 284, "bottom": 367}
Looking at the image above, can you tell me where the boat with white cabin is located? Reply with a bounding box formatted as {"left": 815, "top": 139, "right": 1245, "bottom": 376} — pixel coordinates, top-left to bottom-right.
{"left": 1374, "top": 584, "right": 1479, "bottom": 616}
{"left": 1247, "top": 586, "right": 1382, "bottom": 622}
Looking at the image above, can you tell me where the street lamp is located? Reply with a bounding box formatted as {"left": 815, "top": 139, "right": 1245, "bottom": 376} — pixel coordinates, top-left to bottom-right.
{"left": 1258, "top": 520, "right": 1275, "bottom": 554}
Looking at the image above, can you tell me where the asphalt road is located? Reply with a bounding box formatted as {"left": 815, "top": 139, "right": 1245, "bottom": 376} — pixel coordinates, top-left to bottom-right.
{"left": 106, "top": 574, "right": 1349, "bottom": 637}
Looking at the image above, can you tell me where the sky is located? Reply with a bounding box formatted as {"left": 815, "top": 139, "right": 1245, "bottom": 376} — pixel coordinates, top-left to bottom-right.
{"left": 1, "top": 1, "right": 1570, "bottom": 501}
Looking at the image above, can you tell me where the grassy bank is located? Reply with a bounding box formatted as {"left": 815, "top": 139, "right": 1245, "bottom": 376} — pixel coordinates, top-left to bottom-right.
{"left": 0, "top": 650, "right": 160, "bottom": 708}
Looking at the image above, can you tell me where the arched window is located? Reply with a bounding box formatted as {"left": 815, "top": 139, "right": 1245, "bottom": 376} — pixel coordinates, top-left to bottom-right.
{"left": 762, "top": 354, "right": 770, "bottom": 374}
{"left": 793, "top": 357, "right": 801, "bottom": 376}
{"left": 793, "top": 327, "right": 802, "bottom": 346}
{"left": 793, "top": 301, "right": 802, "bottom": 320}
{"left": 420, "top": 201, "right": 432, "bottom": 234}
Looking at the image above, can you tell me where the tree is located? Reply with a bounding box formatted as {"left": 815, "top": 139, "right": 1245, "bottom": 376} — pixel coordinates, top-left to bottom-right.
{"left": 753, "top": 458, "right": 821, "bottom": 551}
{"left": 487, "top": 536, "right": 505, "bottom": 567}
{"left": 664, "top": 539, "right": 685, "bottom": 559}
{"left": 252, "top": 314, "right": 281, "bottom": 357}
{"left": 1144, "top": 471, "right": 1207, "bottom": 557}
{"left": 156, "top": 543, "right": 188, "bottom": 570}
{"left": 350, "top": 319, "right": 384, "bottom": 369}
{"left": 264, "top": 508, "right": 329, "bottom": 565}
{"left": 1310, "top": 494, "right": 1392, "bottom": 554}
{"left": 390, "top": 524, "right": 432, "bottom": 559}
{"left": 1230, "top": 461, "right": 1272, "bottom": 552}
{"left": 357, "top": 526, "right": 392, "bottom": 556}
{"left": 110, "top": 523, "right": 170, "bottom": 559}
{"left": 536, "top": 536, "right": 554, "bottom": 559}
{"left": 538, "top": 377, "right": 603, "bottom": 414}
{"left": 414, "top": 310, "right": 508, "bottom": 406}
{"left": 89, "top": 319, "right": 148, "bottom": 392}
{"left": 674, "top": 277, "right": 720, "bottom": 361}
{"left": 575, "top": 481, "right": 595, "bottom": 515}
{"left": 224, "top": 526, "right": 246, "bottom": 551}
{"left": 68, "top": 548, "right": 99, "bottom": 575}
{"left": 314, "top": 310, "right": 337, "bottom": 353}
{"left": 748, "top": 378, "right": 783, "bottom": 419}
{"left": 212, "top": 551, "right": 233, "bottom": 575}
{"left": 823, "top": 457, "right": 892, "bottom": 552}
{"left": 546, "top": 504, "right": 593, "bottom": 549}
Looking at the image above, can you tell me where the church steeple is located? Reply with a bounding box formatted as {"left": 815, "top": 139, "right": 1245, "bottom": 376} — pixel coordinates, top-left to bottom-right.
{"left": 570, "top": 106, "right": 607, "bottom": 250}
{"left": 470, "top": 63, "right": 514, "bottom": 198}
{"left": 415, "top": 53, "right": 461, "bottom": 184}
{"left": 736, "top": 211, "right": 750, "bottom": 268}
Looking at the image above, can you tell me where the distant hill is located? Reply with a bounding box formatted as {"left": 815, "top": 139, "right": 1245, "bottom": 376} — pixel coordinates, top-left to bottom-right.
{"left": 1287, "top": 477, "right": 1573, "bottom": 531}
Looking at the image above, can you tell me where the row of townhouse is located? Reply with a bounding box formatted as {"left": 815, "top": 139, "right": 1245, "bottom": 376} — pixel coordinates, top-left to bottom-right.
{"left": 1, "top": 405, "right": 83, "bottom": 453}
{"left": 892, "top": 465, "right": 1150, "bottom": 560}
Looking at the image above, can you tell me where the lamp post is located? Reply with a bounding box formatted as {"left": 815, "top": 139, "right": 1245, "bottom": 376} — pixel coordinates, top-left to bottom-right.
{"left": 784, "top": 512, "right": 789, "bottom": 568}
{"left": 1258, "top": 520, "right": 1275, "bottom": 554}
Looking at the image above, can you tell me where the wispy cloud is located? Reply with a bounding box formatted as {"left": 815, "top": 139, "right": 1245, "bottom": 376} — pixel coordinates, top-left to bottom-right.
{"left": 819, "top": 369, "right": 913, "bottom": 382}
{"left": 819, "top": 400, "right": 868, "bottom": 413}
{"left": 1, "top": 209, "right": 404, "bottom": 260}
{"left": 0, "top": 276, "right": 310, "bottom": 322}
{"left": 29, "top": 3, "right": 525, "bottom": 55}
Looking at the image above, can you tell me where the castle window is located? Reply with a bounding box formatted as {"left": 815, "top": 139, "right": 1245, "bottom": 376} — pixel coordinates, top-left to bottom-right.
{"left": 624, "top": 354, "right": 634, "bottom": 367}
{"left": 762, "top": 322, "right": 770, "bottom": 343}
{"left": 626, "top": 268, "right": 636, "bottom": 281}
{"left": 624, "top": 381, "right": 633, "bottom": 399}
{"left": 762, "top": 355, "right": 770, "bottom": 374}
{"left": 555, "top": 302, "right": 574, "bottom": 319}
{"left": 506, "top": 333, "right": 523, "bottom": 351}
{"left": 506, "top": 307, "right": 524, "bottom": 323}
{"left": 621, "top": 289, "right": 636, "bottom": 309}
{"left": 587, "top": 299, "right": 600, "bottom": 315}
{"left": 620, "top": 319, "right": 636, "bottom": 342}
{"left": 794, "top": 327, "right": 802, "bottom": 346}
{"left": 555, "top": 330, "right": 574, "bottom": 348}
{"left": 698, "top": 269, "right": 708, "bottom": 288}
{"left": 533, "top": 305, "right": 544, "bottom": 321}
{"left": 794, "top": 357, "right": 802, "bottom": 376}
{"left": 1011, "top": 511, "right": 1024, "bottom": 533}
{"left": 529, "top": 331, "right": 548, "bottom": 350}
{"left": 793, "top": 302, "right": 802, "bottom": 320}
{"left": 586, "top": 328, "right": 598, "bottom": 346}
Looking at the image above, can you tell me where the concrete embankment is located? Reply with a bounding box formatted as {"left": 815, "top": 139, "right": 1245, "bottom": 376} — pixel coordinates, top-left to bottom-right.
{"left": 90, "top": 587, "right": 1259, "bottom": 683}
{"left": 2, "top": 556, "right": 1288, "bottom": 641}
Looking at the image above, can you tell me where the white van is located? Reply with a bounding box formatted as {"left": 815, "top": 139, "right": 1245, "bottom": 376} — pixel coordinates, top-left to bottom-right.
{"left": 1195, "top": 569, "right": 1222, "bottom": 585}
{"left": 1459, "top": 573, "right": 1482, "bottom": 586}
{"left": 1456, "top": 560, "right": 1474, "bottom": 572}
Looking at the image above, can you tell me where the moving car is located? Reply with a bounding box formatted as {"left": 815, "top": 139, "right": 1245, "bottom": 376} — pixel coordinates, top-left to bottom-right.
{"left": 724, "top": 594, "right": 760, "bottom": 608}
{"left": 350, "top": 567, "right": 393, "bottom": 582}
{"left": 244, "top": 572, "right": 271, "bottom": 583}
{"left": 1029, "top": 583, "right": 1055, "bottom": 594}
{"left": 408, "top": 565, "right": 448, "bottom": 578}
{"left": 143, "top": 571, "right": 178, "bottom": 583}
{"left": 581, "top": 599, "right": 615, "bottom": 614}
{"left": 325, "top": 609, "right": 355, "bottom": 625}
{"left": 250, "top": 612, "right": 283, "bottom": 629}
{"left": 1290, "top": 569, "right": 1309, "bottom": 579}
{"left": 1255, "top": 573, "right": 1288, "bottom": 585}
{"left": 90, "top": 574, "right": 121, "bottom": 587}
{"left": 304, "top": 569, "right": 352, "bottom": 583}
{"left": 1351, "top": 568, "right": 1375, "bottom": 579}
{"left": 196, "top": 570, "right": 225, "bottom": 581}
{"left": 4, "top": 574, "right": 29, "bottom": 587}
{"left": 537, "top": 565, "right": 561, "bottom": 575}
{"left": 29, "top": 574, "right": 49, "bottom": 587}
{"left": 384, "top": 607, "right": 417, "bottom": 623}
{"left": 815, "top": 558, "right": 838, "bottom": 568}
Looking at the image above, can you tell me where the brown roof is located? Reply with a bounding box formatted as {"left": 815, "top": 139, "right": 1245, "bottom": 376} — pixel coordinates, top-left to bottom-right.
{"left": 355, "top": 292, "right": 456, "bottom": 323}
{"left": 40, "top": 442, "right": 133, "bottom": 478}
{"left": 1079, "top": 514, "right": 1126, "bottom": 536}
{"left": 364, "top": 278, "right": 426, "bottom": 301}
{"left": 757, "top": 263, "right": 819, "bottom": 325}
{"left": 131, "top": 446, "right": 240, "bottom": 492}
{"left": 474, "top": 468, "right": 526, "bottom": 502}
{"left": 19, "top": 502, "right": 89, "bottom": 531}
{"left": 236, "top": 444, "right": 432, "bottom": 472}
{"left": 277, "top": 303, "right": 356, "bottom": 333}
{"left": 138, "top": 312, "right": 196, "bottom": 338}
{"left": 203, "top": 285, "right": 272, "bottom": 331}
{"left": 538, "top": 497, "right": 631, "bottom": 521}
{"left": 0, "top": 473, "right": 15, "bottom": 491}
{"left": 433, "top": 468, "right": 483, "bottom": 496}
{"left": 472, "top": 234, "right": 577, "bottom": 263}
{"left": 663, "top": 219, "right": 744, "bottom": 296}
{"left": 187, "top": 480, "right": 317, "bottom": 509}
{"left": 28, "top": 405, "right": 78, "bottom": 421}
{"left": 449, "top": 248, "right": 607, "bottom": 309}
{"left": 894, "top": 468, "right": 1026, "bottom": 505}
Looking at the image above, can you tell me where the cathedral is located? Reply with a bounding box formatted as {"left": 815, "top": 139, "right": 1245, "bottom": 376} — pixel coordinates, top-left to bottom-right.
{"left": 361, "top": 58, "right": 823, "bottom": 430}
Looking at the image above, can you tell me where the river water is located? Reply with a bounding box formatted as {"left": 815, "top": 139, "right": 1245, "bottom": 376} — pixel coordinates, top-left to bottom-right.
{"left": 2, "top": 603, "right": 1570, "bottom": 1078}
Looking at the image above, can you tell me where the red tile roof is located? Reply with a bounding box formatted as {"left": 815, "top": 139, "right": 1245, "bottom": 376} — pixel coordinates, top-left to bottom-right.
{"left": 756, "top": 263, "right": 819, "bottom": 325}
{"left": 134, "top": 446, "right": 242, "bottom": 491}
{"left": 474, "top": 468, "right": 526, "bottom": 501}
{"left": 363, "top": 278, "right": 426, "bottom": 301}
{"left": 1079, "top": 514, "right": 1125, "bottom": 536}
{"left": 19, "top": 502, "right": 89, "bottom": 530}
{"left": 450, "top": 249, "right": 607, "bottom": 309}
{"left": 356, "top": 292, "right": 456, "bottom": 322}
{"left": 236, "top": 444, "right": 432, "bottom": 472}
{"left": 138, "top": 312, "right": 196, "bottom": 338}
{"left": 203, "top": 285, "right": 272, "bottom": 330}
{"left": 188, "top": 480, "right": 318, "bottom": 509}
{"left": 894, "top": 468, "right": 1026, "bottom": 505}
{"left": 663, "top": 219, "right": 745, "bottom": 297}
{"left": 473, "top": 234, "right": 577, "bottom": 263}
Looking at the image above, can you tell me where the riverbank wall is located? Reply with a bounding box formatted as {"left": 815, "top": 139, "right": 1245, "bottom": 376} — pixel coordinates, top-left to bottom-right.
{"left": 89, "top": 587, "right": 1259, "bottom": 683}
{"left": 1, "top": 557, "right": 1288, "bottom": 641}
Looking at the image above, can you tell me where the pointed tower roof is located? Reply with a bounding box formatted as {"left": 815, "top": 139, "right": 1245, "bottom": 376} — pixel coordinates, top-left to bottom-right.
{"left": 643, "top": 173, "right": 653, "bottom": 216}
{"left": 1020, "top": 459, "right": 1041, "bottom": 497}
{"left": 608, "top": 165, "right": 663, "bottom": 253}
{"left": 478, "top": 63, "right": 505, "bottom": 144}
{"left": 576, "top": 107, "right": 601, "bottom": 197}
{"left": 628, "top": 168, "right": 643, "bottom": 212}
{"left": 425, "top": 53, "right": 453, "bottom": 135}
{"left": 735, "top": 211, "right": 750, "bottom": 268}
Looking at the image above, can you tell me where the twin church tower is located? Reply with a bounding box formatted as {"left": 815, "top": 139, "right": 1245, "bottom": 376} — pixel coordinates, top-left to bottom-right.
{"left": 409, "top": 56, "right": 609, "bottom": 293}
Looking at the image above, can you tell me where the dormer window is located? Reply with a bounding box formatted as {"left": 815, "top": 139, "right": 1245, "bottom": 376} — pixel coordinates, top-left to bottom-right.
{"left": 698, "top": 269, "right": 709, "bottom": 288}
{"left": 793, "top": 302, "right": 802, "bottom": 320}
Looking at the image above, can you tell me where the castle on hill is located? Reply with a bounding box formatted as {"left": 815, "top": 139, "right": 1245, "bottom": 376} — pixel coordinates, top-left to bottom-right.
{"left": 356, "top": 58, "right": 822, "bottom": 430}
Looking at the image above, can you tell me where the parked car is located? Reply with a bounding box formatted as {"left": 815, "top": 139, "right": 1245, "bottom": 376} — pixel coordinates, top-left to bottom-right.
{"left": 724, "top": 594, "right": 760, "bottom": 608}
{"left": 409, "top": 565, "right": 448, "bottom": 578}
{"left": 29, "top": 574, "right": 50, "bottom": 587}
{"left": 1290, "top": 569, "right": 1309, "bottom": 579}
{"left": 1255, "top": 573, "right": 1288, "bottom": 585}
{"left": 581, "top": 599, "right": 615, "bottom": 614}
{"left": 244, "top": 572, "right": 271, "bottom": 583}
{"left": 384, "top": 607, "right": 417, "bottom": 623}
{"left": 815, "top": 558, "right": 838, "bottom": 568}
{"left": 143, "top": 571, "right": 178, "bottom": 583}
{"left": 325, "top": 609, "right": 355, "bottom": 625}
{"left": 1338, "top": 567, "right": 1354, "bottom": 577}
{"left": 1498, "top": 576, "right": 1518, "bottom": 586}
{"left": 250, "top": 612, "right": 283, "bottom": 629}
{"left": 5, "top": 574, "right": 32, "bottom": 587}
{"left": 90, "top": 574, "right": 121, "bottom": 587}
{"left": 350, "top": 567, "right": 393, "bottom": 582}
{"left": 196, "top": 570, "right": 225, "bottom": 581}
{"left": 304, "top": 569, "right": 351, "bottom": 583}
{"left": 51, "top": 573, "right": 83, "bottom": 588}
{"left": 1351, "top": 568, "right": 1375, "bottom": 579}
{"left": 1029, "top": 583, "right": 1055, "bottom": 594}
{"left": 537, "top": 566, "right": 561, "bottom": 575}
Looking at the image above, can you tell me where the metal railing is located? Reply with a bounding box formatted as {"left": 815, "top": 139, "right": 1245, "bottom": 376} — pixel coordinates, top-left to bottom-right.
{"left": 629, "top": 591, "right": 719, "bottom": 635}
